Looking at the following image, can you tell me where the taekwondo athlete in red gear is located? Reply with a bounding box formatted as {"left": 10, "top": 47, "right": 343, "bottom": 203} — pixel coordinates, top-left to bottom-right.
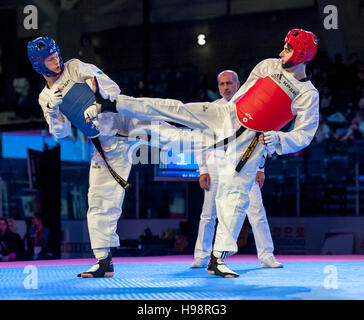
{"left": 191, "top": 70, "right": 282, "bottom": 269}
{"left": 27, "top": 37, "right": 212, "bottom": 278}
{"left": 97, "top": 29, "right": 320, "bottom": 278}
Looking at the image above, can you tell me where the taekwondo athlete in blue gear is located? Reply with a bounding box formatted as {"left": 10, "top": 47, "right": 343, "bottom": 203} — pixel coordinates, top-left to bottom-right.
{"left": 27, "top": 38, "right": 181, "bottom": 277}
{"left": 27, "top": 37, "right": 127, "bottom": 277}
{"left": 27, "top": 37, "right": 214, "bottom": 278}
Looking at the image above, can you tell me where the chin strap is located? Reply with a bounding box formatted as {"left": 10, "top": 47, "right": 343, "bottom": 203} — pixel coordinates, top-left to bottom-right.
{"left": 282, "top": 61, "right": 295, "bottom": 69}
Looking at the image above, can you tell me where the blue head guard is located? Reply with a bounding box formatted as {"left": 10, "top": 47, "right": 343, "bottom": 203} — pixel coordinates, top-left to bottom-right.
{"left": 27, "top": 37, "right": 64, "bottom": 76}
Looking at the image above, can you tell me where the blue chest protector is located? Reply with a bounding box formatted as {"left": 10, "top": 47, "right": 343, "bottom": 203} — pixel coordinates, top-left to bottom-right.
{"left": 57, "top": 81, "right": 130, "bottom": 189}
{"left": 58, "top": 82, "right": 99, "bottom": 138}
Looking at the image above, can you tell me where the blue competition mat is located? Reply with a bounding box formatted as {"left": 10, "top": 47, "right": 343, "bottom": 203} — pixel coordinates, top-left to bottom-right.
{"left": 0, "top": 255, "right": 363, "bottom": 300}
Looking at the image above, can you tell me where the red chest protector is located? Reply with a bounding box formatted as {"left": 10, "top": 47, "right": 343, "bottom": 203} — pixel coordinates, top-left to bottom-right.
{"left": 234, "top": 71, "right": 299, "bottom": 131}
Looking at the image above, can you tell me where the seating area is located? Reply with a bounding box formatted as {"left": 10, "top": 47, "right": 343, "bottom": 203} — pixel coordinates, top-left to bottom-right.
{"left": 263, "top": 139, "right": 364, "bottom": 216}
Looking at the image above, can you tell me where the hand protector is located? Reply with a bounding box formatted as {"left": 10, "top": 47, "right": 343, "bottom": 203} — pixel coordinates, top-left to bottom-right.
{"left": 84, "top": 102, "right": 102, "bottom": 123}
{"left": 47, "top": 89, "right": 63, "bottom": 118}
{"left": 263, "top": 131, "right": 280, "bottom": 147}
{"left": 85, "top": 105, "right": 117, "bottom": 136}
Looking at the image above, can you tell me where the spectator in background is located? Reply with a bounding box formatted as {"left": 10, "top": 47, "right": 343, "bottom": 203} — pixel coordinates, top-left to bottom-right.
{"left": 6, "top": 218, "right": 25, "bottom": 259}
{"left": 359, "top": 112, "right": 364, "bottom": 137}
{"left": 193, "top": 74, "right": 211, "bottom": 102}
{"left": 24, "top": 214, "right": 52, "bottom": 260}
{"left": 336, "top": 111, "right": 364, "bottom": 144}
{"left": 6, "top": 218, "right": 16, "bottom": 233}
{"left": 352, "top": 111, "right": 364, "bottom": 138}
{"left": 0, "top": 218, "right": 24, "bottom": 262}
{"left": 312, "top": 66, "right": 329, "bottom": 93}
{"left": 314, "top": 113, "right": 334, "bottom": 143}
{"left": 0, "top": 70, "right": 17, "bottom": 112}
{"left": 136, "top": 80, "right": 146, "bottom": 97}
{"left": 353, "top": 62, "right": 364, "bottom": 99}
{"left": 13, "top": 77, "right": 32, "bottom": 119}
{"left": 319, "top": 86, "right": 334, "bottom": 117}
{"left": 13, "top": 77, "right": 43, "bottom": 119}
{"left": 348, "top": 52, "right": 361, "bottom": 86}
{"left": 346, "top": 87, "right": 364, "bottom": 125}
{"left": 357, "top": 88, "right": 364, "bottom": 112}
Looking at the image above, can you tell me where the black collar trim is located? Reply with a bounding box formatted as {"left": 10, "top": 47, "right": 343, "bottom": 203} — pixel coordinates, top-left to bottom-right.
{"left": 299, "top": 71, "right": 312, "bottom": 82}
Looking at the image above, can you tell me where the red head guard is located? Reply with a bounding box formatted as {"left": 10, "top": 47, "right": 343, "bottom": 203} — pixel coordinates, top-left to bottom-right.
{"left": 284, "top": 29, "right": 318, "bottom": 66}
